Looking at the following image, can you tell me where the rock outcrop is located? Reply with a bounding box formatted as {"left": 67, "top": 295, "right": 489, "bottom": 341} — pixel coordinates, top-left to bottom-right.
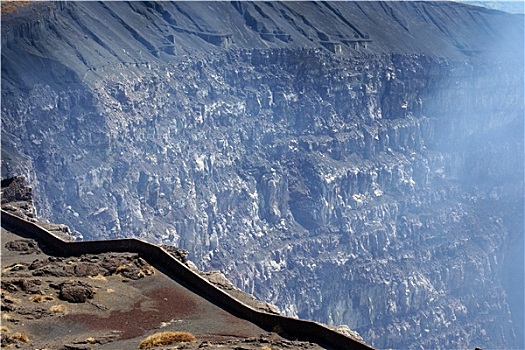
{"left": 1, "top": 2, "right": 523, "bottom": 349}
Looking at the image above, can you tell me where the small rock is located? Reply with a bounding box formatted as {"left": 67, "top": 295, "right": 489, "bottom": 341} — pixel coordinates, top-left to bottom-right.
{"left": 58, "top": 281, "right": 94, "bottom": 303}
{"left": 116, "top": 264, "right": 144, "bottom": 280}
{"left": 21, "top": 279, "right": 42, "bottom": 294}
{"left": 60, "top": 345, "right": 93, "bottom": 350}
{"left": 28, "top": 259, "right": 48, "bottom": 270}
{"left": 3, "top": 263, "right": 27, "bottom": 272}
{"left": 80, "top": 255, "right": 100, "bottom": 263}
{"left": 16, "top": 305, "right": 53, "bottom": 319}
{"left": 4, "top": 279, "right": 43, "bottom": 294}
{"left": 74, "top": 262, "right": 104, "bottom": 277}
{"left": 1, "top": 299, "right": 18, "bottom": 312}
{"left": 100, "top": 254, "right": 133, "bottom": 274}
{"left": 5, "top": 239, "right": 40, "bottom": 255}
{"left": 161, "top": 245, "right": 189, "bottom": 263}
{"left": 1, "top": 280, "right": 19, "bottom": 292}
{"left": 32, "top": 265, "right": 73, "bottom": 277}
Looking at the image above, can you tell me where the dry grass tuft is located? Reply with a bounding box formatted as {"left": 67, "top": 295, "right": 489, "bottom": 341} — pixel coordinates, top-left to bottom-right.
{"left": 261, "top": 346, "right": 272, "bottom": 350}
{"left": 138, "top": 331, "right": 196, "bottom": 349}
{"left": 29, "top": 295, "right": 55, "bottom": 303}
{"left": 88, "top": 274, "right": 107, "bottom": 282}
{"left": 1, "top": 326, "right": 10, "bottom": 333}
{"left": 8, "top": 332, "right": 30, "bottom": 343}
{"left": 49, "top": 304, "right": 66, "bottom": 314}
{"left": 141, "top": 265, "right": 155, "bottom": 276}
{"left": 115, "top": 263, "right": 132, "bottom": 274}
{"left": 2, "top": 313, "right": 15, "bottom": 321}
{"left": 85, "top": 337, "right": 97, "bottom": 344}
{"left": 106, "top": 288, "right": 115, "bottom": 293}
{"left": 3, "top": 295, "right": 21, "bottom": 304}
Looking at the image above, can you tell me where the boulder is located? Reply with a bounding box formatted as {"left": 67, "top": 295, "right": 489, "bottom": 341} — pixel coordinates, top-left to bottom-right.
{"left": 58, "top": 281, "right": 94, "bottom": 303}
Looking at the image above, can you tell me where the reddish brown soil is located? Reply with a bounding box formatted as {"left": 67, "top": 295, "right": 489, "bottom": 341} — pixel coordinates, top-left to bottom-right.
{"left": 61, "top": 286, "right": 200, "bottom": 339}
{"left": 1, "top": 226, "right": 325, "bottom": 349}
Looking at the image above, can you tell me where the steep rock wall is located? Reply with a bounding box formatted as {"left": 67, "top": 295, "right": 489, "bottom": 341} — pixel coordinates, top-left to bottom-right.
{"left": 1, "top": 2, "right": 523, "bottom": 349}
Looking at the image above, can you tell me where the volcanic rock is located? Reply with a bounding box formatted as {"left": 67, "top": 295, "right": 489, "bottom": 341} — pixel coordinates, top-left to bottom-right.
{"left": 1, "top": 2, "right": 523, "bottom": 349}
{"left": 57, "top": 280, "right": 95, "bottom": 303}
{"left": 5, "top": 239, "right": 40, "bottom": 255}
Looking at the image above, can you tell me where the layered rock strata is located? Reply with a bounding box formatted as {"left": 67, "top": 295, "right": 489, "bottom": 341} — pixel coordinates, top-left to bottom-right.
{"left": 1, "top": 2, "right": 523, "bottom": 348}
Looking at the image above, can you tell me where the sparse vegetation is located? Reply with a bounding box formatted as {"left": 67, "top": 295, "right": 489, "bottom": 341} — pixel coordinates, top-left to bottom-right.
{"left": 49, "top": 304, "right": 66, "bottom": 314}
{"left": 7, "top": 332, "right": 30, "bottom": 343}
{"left": 141, "top": 265, "right": 155, "bottom": 276}
{"left": 1, "top": 326, "right": 10, "bottom": 333}
{"left": 29, "top": 295, "right": 55, "bottom": 303}
{"left": 2, "top": 313, "right": 15, "bottom": 322}
{"left": 115, "top": 263, "right": 132, "bottom": 274}
{"left": 261, "top": 346, "right": 272, "bottom": 350}
{"left": 85, "top": 337, "right": 97, "bottom": 344}
{"left": 115, "top": 262, "right": 154, "bottom": 279}
{"left": 138, "top": 331, "right": 196, "bottom": 349}
{"left": 88, "top": 274, "right": 107, "bottom": 281}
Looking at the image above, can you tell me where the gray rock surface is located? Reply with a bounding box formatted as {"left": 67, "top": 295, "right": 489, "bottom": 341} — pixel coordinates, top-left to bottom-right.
{"left": 1, "top": 2, "right": 523, "bottom": 349}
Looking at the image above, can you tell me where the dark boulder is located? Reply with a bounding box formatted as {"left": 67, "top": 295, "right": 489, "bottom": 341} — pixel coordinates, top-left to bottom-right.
{"left": 58, "top": 281, "right": 94, "bottom": 303}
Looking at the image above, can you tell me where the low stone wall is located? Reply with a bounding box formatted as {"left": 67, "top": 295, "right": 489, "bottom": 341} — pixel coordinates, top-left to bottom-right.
{"left": 1, "top": 209, "right": 375, "bottom": 350}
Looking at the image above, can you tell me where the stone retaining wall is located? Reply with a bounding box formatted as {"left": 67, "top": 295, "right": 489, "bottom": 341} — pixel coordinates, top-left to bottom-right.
{"left": 1, "top": 209, "right": 375, "bottom": 350}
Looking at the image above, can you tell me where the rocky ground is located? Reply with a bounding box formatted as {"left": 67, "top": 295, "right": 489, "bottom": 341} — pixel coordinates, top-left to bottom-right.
{"left": 1, "top": 2, "right": 523, "bottom": 349}
{"left": 0, "top": 178, "right": 329, "bottom": 350}
{"left": 1, "top": 227, "right": 324, "bottom": 350}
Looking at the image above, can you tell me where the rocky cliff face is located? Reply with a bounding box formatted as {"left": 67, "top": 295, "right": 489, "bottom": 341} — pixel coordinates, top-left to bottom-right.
{"left": 1, "top": 2, "right": 523, "bottom": 349}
